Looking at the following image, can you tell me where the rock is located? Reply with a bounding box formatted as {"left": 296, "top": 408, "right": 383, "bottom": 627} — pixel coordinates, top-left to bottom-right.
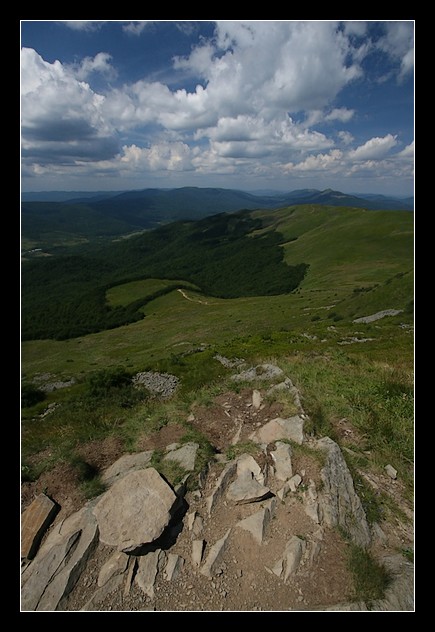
{"left": 249, "top": 416, "right": 304, "bottom": 445}
{"left": 288, "top": 474, "right": 302, "bottom": 492}
{"left": 206, "top": 461, "right": 237, "bottom": 515}
{"left": 164, "top": 554, "right": 184, "bottom": 581}
{"left": 124, "top": 557, "right": 137, "bottom": 596}
{"left": 385, "top": 464, "right": 398, "bottom": 480}
{"left": 282, "top": 536, "right": 306, "bottom": 581}
{"left": 236, "top": 453, "right": 264, "bottom": 485}
{"left": 236, "top": 506, "right": 271, "bottom": 544}
{"left": 93, "top": 468, "right": 177, "bottom": 552}
{"left": 200, "top": 530, "right": 231, "bottom": 577}
{"left": 101, "top": 451, "right": 154, "bottom": 486}
{"left": 135, "top": 549, "right": 166, "bottom": 599}
{"left": 271, "top": 536, "right": 305, "bottom": 581}
{"left": 81, "top": 575, "right": 124, "bottom": 611}
{"left": 316, "top": 437, "right": 371, "bottom": 547}
{"left": 252, "top": 390, "right": 262, "bottom": 409}
{"left": 21, "top": 493, "right": 59, "bottom": 559}
{"left": 192, "top": 539, "right": 206, "bottom": 566}
{"left": 97, "top": 551, "right": 129, "bottom": 587}
{"left": 132, "top": 371, "right": 179, "bottom": 397}
{"left": 303, "top": 480, "right": 320, "bottom": 524}
{"left": 163, "top": 442, "right": 199, "bottom": 471}
{"left": 370, "top": 554, "right": 414, "bottom": 611}
{"left": 353, "top": 309, "right": 403, "bottom": 324}
{"left": 270, "top": 442, "right": 293, "bottom": 481}
{"left": 267, "top": 377, "right": 293, "bottom": 395}
{"left": 227, "top": 470, "right": 272, "bottom": 504}
{"left": 231, "top": 364, "right": 284, "bottom": 382}
{"left": 21, "top": 504, "right": 99, "bottom": 611}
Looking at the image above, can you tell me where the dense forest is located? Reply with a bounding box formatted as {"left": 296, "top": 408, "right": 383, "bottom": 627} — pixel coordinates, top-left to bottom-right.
{"left": 21, "top": 211, "right": 308, "bottom": 341}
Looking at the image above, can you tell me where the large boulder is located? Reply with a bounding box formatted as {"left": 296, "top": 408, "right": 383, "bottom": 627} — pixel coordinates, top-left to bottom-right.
{"left": 316, "top": 437, "right": 371, "bottom": 547}
{"left": 92, "top": 468, "right": 177, "bottom": 552}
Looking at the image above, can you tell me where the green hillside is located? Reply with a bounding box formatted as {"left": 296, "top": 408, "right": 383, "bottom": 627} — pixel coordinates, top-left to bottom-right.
{"left": 21, "top": 203, "right": 414, "bottom": 501}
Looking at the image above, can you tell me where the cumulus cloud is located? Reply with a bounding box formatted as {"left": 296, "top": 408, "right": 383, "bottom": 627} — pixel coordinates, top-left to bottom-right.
{"left": 21, "top": 48, "right": 118, "bottom": 166}
{"left": 120, "top": 141, "right": 194, "bottom": 172}
{"left": 122, "top": 21, "right": 152, "bottom": 35}
{"left": 378, "top": 21, "right": 414, "bottom": 81}
{"left": 70, "top": 53, "right": 117, "bottom": 81}
{"left": 338, "top": 131, "right": 354, "bottom": 145}
{"left": 349, "top": 134, "right": 398, "bottom": 161}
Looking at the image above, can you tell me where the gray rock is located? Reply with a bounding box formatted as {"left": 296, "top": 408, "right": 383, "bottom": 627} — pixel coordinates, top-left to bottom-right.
{"left": 370, "top": 554, "right": 414, "bottom": 611}
{"left": 236, "top": 453, "right": 264, "bottom": 485}
{"left": 353, "top": 309, "right": 403, "bottom": 324}
{"left": 249, "top": 416, "right": 304, "bottom": 445}
{"left": 200, "top": 529, "right": 231, "bottom": 577}
{"left": 164, "top": 554, "right": 184, "bottom": 581}
{"left": 271, "top": 442, "right": 293, "bottom": 481}
{"left": 163, "top": 442, "right": 199, "bottom": 471}
{"left": 316, "top": 437, "right": 371, "bottom": 547}
{"left": 282, "top": 536, "right": 306, "bottom": 581}
{"left": 132, "top": 371, "right": 179, "bottom": 397}
{"left": 288, "top": 474, "right": 302, "bottom": 492}
{"left": 97, "top": 551, "right": 129, "bottom": 587}
{"left": 93, "top": 468, "right": 177, "bottom": 552}
{"left": 192, "top": 539, "right": 206, "bottom": 567}
{"left": 236, "top": 506, "right": 271, "bottom": 544}
{"left": 136, "top": 549, "right": 166, "bottom": 599}
{"left": 252, "top": 390, "right": 262, "bottom": 409}
{"left": 267, "top": 377, "right": 293, "bottom": 395}
{"left": 303, "top": 479, "right": 320, "bottom": 524}
{"left": 227, "top": 470, "right": 272, "bottom": 504}
{"left": 385, "top": 464, "right": 398, "bottom": 479}
{"left": 21, "top": 493, "right": 59, "bottom": 559}
{"left": 231, "top": 364, "right": 284, "bottom": 382}
{"left": 22, "top": 504, "right": 99, "bottom": 611}
{"left": 206, "top": 461, "right": 237, "bottom": 515}
{"left": 101, "top": 451, "right": 154, "bottom": 486}
{"left": 81, "top": 575, "right": 124, "bottom": 611}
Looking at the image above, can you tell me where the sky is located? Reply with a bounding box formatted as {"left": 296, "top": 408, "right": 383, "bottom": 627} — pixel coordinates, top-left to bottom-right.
{"left": 20, "top": 20, "right": 414, "bottom": 195}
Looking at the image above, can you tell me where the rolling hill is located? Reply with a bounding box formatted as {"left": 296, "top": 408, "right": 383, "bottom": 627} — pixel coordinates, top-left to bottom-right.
{"left": 21, "top": 187, "right": 414, "bottom": 252}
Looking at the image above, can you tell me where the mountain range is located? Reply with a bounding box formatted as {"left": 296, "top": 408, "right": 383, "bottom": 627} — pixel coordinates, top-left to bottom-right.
{"left": 21, "top": 186, "right": 414, "bottom": 249}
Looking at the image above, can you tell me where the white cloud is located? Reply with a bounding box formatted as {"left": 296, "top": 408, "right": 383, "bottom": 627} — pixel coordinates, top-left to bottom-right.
{"left": 21, "top": 48, "right": 118, "bottom": 166}
{"left": 378, "top": 21, "right": 414, "bottom": 81}
{"left": 122, "top": 21, "right": 152, "bottom": 35}
{"left": 348, "top": 134, "right": 398, "bottom": 161}
{"left": 60, "top": 21, "right": 106, "bottom": 31}
{"left": 70, "top": 53, "right": 117, "bottom": 81}
{"left": 397, "top": 141, "right": 414, "bottom": 159}
{"left": 338, "top": 131, "right": 354, "bottom": 145}
{"left": 324, "top": 108, "right": 355, "bottom": 123}
{"left": 120, "top": 142, "right": 194, "bottom": 172}
{"left": 285, "top": 149, "right": 343, "bottom": 172}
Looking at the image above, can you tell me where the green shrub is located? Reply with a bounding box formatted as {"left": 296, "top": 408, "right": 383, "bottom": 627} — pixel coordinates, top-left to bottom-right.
{"left": 21, "top": 383, "right": 45, "bottom": 408}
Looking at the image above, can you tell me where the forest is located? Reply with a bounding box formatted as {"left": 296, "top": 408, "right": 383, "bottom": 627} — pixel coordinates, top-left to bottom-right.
{"left": 21, "top": 211, "right": 308, "bottom": 341}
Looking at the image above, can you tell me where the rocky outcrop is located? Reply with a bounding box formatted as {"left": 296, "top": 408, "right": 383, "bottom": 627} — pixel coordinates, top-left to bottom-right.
{"left": 93, "top": 468, "right": 178, "bottom": 552}
{"left": 316, "top": 437, "right": 371, "bottom": 547}
{"left": 21, "top": 493, "right": 59, "bottom": 559}
{"left": 21, "top": 368, "right": 413, "bottom": 612}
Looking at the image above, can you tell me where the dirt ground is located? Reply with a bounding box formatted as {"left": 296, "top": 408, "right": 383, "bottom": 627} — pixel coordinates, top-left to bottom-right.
{"left": 22, "top": 388, "right": 414, "bottom": 612}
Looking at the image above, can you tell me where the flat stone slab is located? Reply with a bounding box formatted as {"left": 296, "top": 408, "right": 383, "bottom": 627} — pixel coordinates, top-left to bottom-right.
{"left": 236, "top": 506, "right": 271, "bottom": 544}
{"left": 200, "top": 529, "right": 231, "bottom": 577}
{"left": 236, "top": 453, "right": 264, "bottom": 484}
{"left": 206, "top": 461, "right": 237, "bottom": 515}
{"left": 93, "top": 468, "right": 177, "bottom": 552}
{"left": 227, "top": 470, "right": 272, "bottom": 504}
{"left": 163, "top": 442, "right": 199, "bottom": 471}
{"left": 250, "top": 416, "right": 304, "bottom": 445}
{"left": 21, "top": 493, "right": 59, "bottom": 559}
{"left": 271, "top": 442, "right": 293, "bottom": 481}
{"left": 164, "top": 554, "right": 184, "bottom": 581}
{"left": 135, "top": 550, "right": 166, "bottom": 599}
{"left": 101, "top": 451, "right": 154, "bottom": 485}
{"left": 98, "top": 551, "right": 129, "bottom": 587}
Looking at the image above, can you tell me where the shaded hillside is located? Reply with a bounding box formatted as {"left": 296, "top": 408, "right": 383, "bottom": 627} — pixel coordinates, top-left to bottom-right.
{"left": 21, "top": 187, "right": 414, "bottom": 251}
{"left": 21, "top": 211, "right": 308, "bottom": 341}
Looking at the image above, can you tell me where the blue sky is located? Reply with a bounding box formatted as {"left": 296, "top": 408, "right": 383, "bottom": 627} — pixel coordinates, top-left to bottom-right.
{"left": 21, "top": 20, "right": 414, "bottom": 195}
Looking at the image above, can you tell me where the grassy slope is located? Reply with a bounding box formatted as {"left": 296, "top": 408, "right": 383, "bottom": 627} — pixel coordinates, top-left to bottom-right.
{"left": 22, "top": 205, "right": 413, "bottom": 379}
